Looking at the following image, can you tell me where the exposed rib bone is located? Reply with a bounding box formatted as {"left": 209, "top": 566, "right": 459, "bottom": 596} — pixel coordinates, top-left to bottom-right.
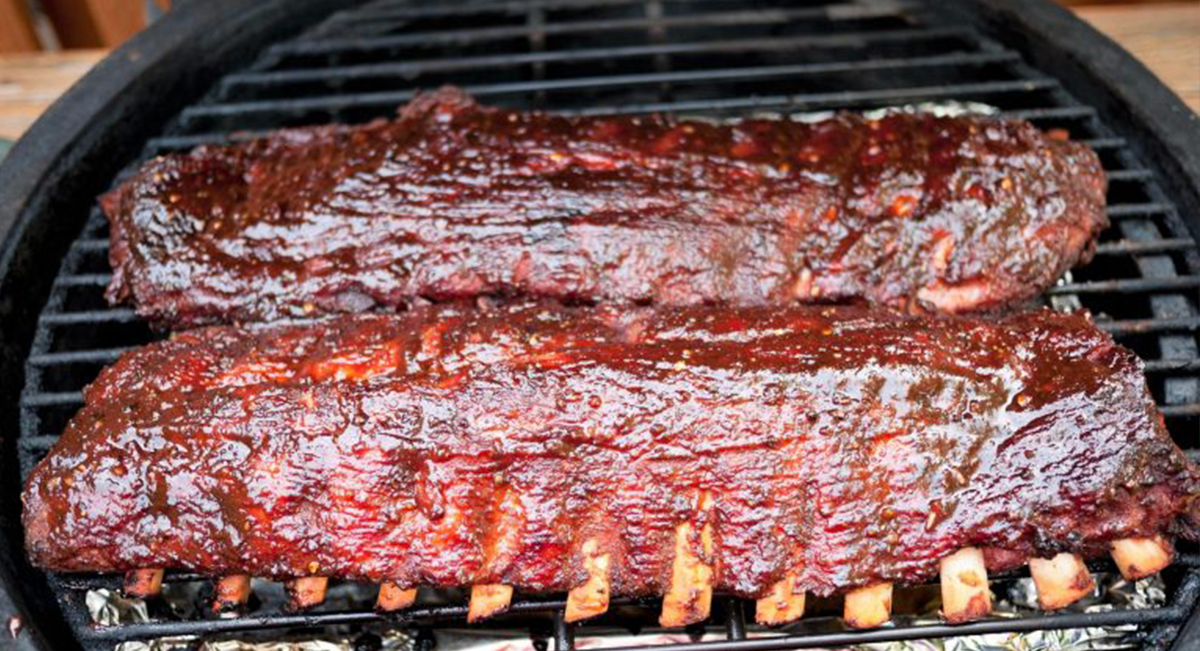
{"left": 285, "top": 577, "right": 329, "bottom": 610}
{"left": 463, "top": 488, "right": 523, "bottom": 623}
{"left": 213, "top": 575, "right": 251, "bottom": 612}
{"left": 660, "top": 492, "right": 716, "bottom": 627}
{"left": 939, "top": 548, "right": 991, "bottom": 622}
{"left": 843, "top": 583, "right": 893, "bottom": 629}
{"left": 565, "top": 539, "right": 611, "bottom": 623}
{"left": 755, "top": 573, "right": 806, "bottom": 625}
{"left": 1111, "top": 536, "right": 1173, "bottom": 580}
{"left": 376, "top": 582, "right": 418, "bottom": 611}
{"left": 483, "top": 489, "right": 525, "bottom": 572}
{"left": 1029, "top": 553, "right": 1095, "bottom": 609}
{"left": 122, "top": 569, "right": 163, "bottom": 598}
{"left": 468, "top": 584, "right": 514, "bottom": 622}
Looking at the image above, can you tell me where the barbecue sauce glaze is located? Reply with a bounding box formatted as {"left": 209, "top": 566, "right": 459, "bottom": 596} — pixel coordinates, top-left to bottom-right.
{"left": 24, "top": 303, "right": 1199, "bottom": 597}
{"left": 103, "top": 87, "right": 1106, "bottom": 327}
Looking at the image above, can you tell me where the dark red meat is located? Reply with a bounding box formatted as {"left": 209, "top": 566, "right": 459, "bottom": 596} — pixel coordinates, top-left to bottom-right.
{"left": 23, "top": 302, "right": 1198, "bottom": 597}
{"left": 102, "top": 88, "right": 1106, "bottom": 328}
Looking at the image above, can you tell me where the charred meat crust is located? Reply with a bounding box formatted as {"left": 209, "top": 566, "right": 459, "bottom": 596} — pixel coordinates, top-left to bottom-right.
{"left": 23, "top": 302, "right": 1197, "bottom": 598}
{"left": 101, "top": 87, "right": 1107, "bottom": 328}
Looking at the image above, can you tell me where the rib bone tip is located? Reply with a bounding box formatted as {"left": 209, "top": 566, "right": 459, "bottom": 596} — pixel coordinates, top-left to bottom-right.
{"left": 843, "top": 582, "right": 893, "bottom": 629}
{"left": 565, "top": 540, "right": 611, "bottom": 623}
{"left": 1111, "top": 536, "right": 1173, "bottom": 580}
{"left": 122, "top": 569, "right": 164, "bottom": 598}
{"left": 285, "top": 576, "right": 329, "bottom": 611}
{"left": 659, "top": 520, "right": 715, "bottom": 628}
{"left": 213, "top": 574, "right": 251, "bottom": 613}
{"left": 468, "top": 584, "right": 514, "bottom": 623}
{"left": 755, "top": 574, "right": 806, "bottom": 626}
{"left": 1029, "top": 553, "right": 1095, "bottom": 610}
{"left": 939, "top": 548, "right": 992, "bottom": 623}
{"left": 377, "top": 582, "right": 418, "bottom": 612}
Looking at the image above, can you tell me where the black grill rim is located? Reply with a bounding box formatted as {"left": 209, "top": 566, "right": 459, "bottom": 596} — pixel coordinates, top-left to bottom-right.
{"left": 2, "top": 0, "right": 1200, "bottom": 650}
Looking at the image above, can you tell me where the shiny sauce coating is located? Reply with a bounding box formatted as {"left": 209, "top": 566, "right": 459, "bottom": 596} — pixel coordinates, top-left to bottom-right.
{"left": 103, "top": 87, "right": 1106, "bottom": 327}
{"left": 23, "top": 303, "right": 1198, "bottom": 597}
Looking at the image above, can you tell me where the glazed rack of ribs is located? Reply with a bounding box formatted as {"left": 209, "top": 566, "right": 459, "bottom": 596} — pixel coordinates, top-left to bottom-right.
{"left": 7, "top": 0, "right": 1200, "bottom": 650}
{"left": 22, "top": 302, "right": 1200, "bottom": 630}
{"left": 103, "top": 86, "right": 1106, "bottom": 328}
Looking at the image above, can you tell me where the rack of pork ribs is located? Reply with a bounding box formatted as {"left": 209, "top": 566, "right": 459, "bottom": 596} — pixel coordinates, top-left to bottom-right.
{"left": 24, "top": 302, "right": 1200, "bottom": 627}
{"left": 25, "top": 89, "right": 1198, "bottom": 630}
{"left": 101, "top": 87, "right": 1106, "bottom": 328}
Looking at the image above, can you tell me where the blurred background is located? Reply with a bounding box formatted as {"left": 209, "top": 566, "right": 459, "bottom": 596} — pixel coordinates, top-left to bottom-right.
{"left": 0, "top": 0, "right": 1196, "bottom": 154}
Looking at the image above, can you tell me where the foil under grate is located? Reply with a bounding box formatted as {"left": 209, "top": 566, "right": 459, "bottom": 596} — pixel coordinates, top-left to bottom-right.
{"left": 86, "top": 570, "right": 1171, "bottom": 651}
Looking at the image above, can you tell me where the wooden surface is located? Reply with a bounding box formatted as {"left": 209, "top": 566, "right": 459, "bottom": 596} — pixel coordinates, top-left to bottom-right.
{"left": 0, "top": 0, "right": 40, "bottom": 54}
{"left": 1079, "top": 2, "right": 1200, "bottom": 113}
{"left": 0, "top": 49, "right": 105, "bottom": 140}
{"left": 0, "top": 3, "right": 1197, "bottom": 140}
{"left": 40, "top": 0, "right": 149, "bottom": 49}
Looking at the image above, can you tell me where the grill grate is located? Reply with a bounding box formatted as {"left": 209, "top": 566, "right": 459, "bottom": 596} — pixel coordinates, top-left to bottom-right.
{"left": 14, "top": 0, "right": 1200, "bottom": 649}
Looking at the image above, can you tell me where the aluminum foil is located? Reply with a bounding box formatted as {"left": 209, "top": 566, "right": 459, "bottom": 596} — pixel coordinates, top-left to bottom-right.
{"left": 780, "top": 100, "right": 999, "bottom": 122}
{"left": 87, "top": 569, "right": 1161, "bottom": 651}
{"left": 106, "top": 632, "right": 412, "bottom": 651}
{"left": 676, "top": 99, "right": 999, "bottom": 127}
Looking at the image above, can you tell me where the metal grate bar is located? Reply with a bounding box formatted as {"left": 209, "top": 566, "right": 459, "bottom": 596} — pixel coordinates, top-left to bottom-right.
{"left": 1100, "top": 317, "right": 1200, "bottom": 335}
{"left": 1094, "top": 238, "right": 1195, "bottom": 256}
{"left": 724, "top": 599, "right": 746, "bottom": 641}
{"left": 59, "top": 551, "right": 1200, "bottom": 641}
{"left": 27, "top": 347, "right": 131, "bottom": 365}
{"left": 53, "top": 273, "right": 111, "bottom": 288}
{"left": 20, "top": 391, "right": 83, "bottom": 407}
{"left": 53, "top": 572, "right": 214, "bottom": 591}
{"left": 147, "top": 131, "right": 274, "bottom": 152}
{"left": 1162, "top": 404, "right": 1200, "bottom": 417}
{"left": 1113, "top": 167, "right": 1200, "bottom": 446}
{"left": 17, "top": 435, "right": 59, "bottom": 453}
{"left": 183, "top": 51, "right": 1022, "bottom": 122}
{"left": 149, "top": 99, "right": 1090, "bottom": 154}
{"left": 554, "top": 611, "right": 576, "bottom": 651}
{"left": 1108, "top": 169, "right": 1154, "bottom": 182}
{"left": 76, "top": 604, "right": 1192, "bottom": 645}
{"left": 56, "top": 553, "right": 1197, "bottom": 590}
{"left": 1005, "top": 105, "right": 1095, "bottom": 121}
{"left": 572, "top": 78, "right": 1060, "bottom": 115}
{"left": 267, "top": 6, "right": 916, "bottom": 57}
{"left": 1107, "top": 203, "right": 1174, "bottom": 218}
{"left": 38, "top": 309, "right": 138, "bottom": 325}
{"left": 79, "top": 596, "right": 582, "bottom": 641}
{"left": 222, "top": 28, "right": 975, "bottom": 91}
{"left": 1145, "top": 359, "right": 1200, "bottom": 373}
{"left": 600, "top": 611, "right": 1194, "bottom": 651}
{"left": 325, "top": 0, "right": 791, "bottom": 24}
{"left": 1082, "top": 137, "right": 1127, "bottom": 150}
{"left": 72, "top": 237, "right": 111, "bottom": 252}
{"left": 1047, "top": 276, "right": 1200, "bottom": 295}
{"left": 527, "top": 6, "right": 547, "bottom": 94}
